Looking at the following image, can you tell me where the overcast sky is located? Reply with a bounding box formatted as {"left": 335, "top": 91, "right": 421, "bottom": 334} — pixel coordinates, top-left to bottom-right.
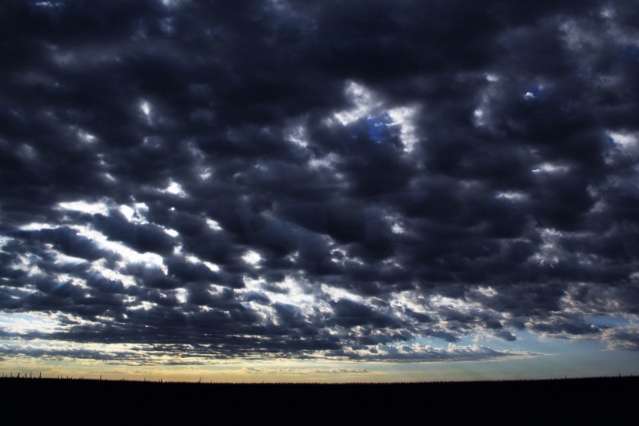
{"left": 1, "top": 0, "right": 639, "bottom": 381}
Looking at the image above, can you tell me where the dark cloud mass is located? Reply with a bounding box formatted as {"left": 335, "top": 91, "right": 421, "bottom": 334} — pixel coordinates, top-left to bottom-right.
{"left": 1, "top": 0, "right": 639, "bottom": 363}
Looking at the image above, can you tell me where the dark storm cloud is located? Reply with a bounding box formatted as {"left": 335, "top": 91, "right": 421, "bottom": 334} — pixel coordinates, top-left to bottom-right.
{"left": 91, "top": 212, "right": 177, "bottom": 255}
{"left": 10, "top": 227, "right": 112, "bottom": 261}
{"left": 1, "top": 0, "right": 639, "bottom": 362}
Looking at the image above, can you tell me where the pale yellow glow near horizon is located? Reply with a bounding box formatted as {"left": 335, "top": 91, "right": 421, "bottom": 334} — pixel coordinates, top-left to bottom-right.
{"left": 2, "top": 353, "right": 637, "bottom": 383}
{"left": 0, "top": 358, "right": 393, "bottom": 383}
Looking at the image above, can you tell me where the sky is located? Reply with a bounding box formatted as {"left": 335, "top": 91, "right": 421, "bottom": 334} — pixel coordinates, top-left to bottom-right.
{"left": 1, "top": 0, "right": 639, "bottom": 382}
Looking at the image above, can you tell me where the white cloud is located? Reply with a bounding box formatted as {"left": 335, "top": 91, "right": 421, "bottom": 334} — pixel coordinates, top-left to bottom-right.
{"left": 532, "top": 162, "right": 570, "bottom": 174}
{"left": 608, "top": 130, "right": 638, "bottom": 149}
{"left": 206, "top": 218, "right": 223, "bottom": 231}
{"left": 332, "top": 81, "right": 381, "bottom": 126}
{"left": 162, "top": 180, "right": 188, "bottom": 198}
{"left": 139, "top": 99, "right": 152, "bottom": 118}
{"left": 0, "top": 312, "right": 61, "bottom": 335}
{"left": 175, "top": 288, "right": 188, "bottom": 304}
{"left": 496, "top": 191, "right": 528, "bottom": 201}
{"left": 388, "top": 105, "right": 421, "bottom": 153}
{"left": 57, "top": 200, "right": 109, "bottom": 216}
{"left": 242, "top": 250, "right": 262, "bottom": 267}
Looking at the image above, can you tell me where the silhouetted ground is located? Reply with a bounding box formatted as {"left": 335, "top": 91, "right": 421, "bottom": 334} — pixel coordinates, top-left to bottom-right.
{"left": 1, "top": 376, "right": 637, "bottom": 425}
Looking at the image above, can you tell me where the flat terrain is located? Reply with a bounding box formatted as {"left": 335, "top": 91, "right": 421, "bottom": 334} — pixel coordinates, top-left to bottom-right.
{"left": 1, "top": 376, "right": 637, "bottom": 425}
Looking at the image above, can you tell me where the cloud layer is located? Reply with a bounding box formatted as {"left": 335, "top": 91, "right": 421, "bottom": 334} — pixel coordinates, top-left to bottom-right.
{"left": 1, "top": 0, "right": 639, "bottom": 363}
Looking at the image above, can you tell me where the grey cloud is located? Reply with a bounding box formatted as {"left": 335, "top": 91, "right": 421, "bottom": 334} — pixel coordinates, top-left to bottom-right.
{"left": 1, "top": 0, "right": 638, "bottom": 362}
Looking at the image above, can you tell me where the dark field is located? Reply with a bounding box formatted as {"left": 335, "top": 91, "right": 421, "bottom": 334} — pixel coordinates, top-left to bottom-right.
{"left": 1, "top": 376, "right": 637, "bottom": 425}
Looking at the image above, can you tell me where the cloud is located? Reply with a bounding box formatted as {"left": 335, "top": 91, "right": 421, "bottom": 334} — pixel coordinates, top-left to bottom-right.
{"left": 326, "top": 343, "right": 535, "bottom": 363}
{"left": 1, "top": 0, "right": 639, "bottom": 363}
{"left": 603, "top": 327, "right": 639, "bottom": 351}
